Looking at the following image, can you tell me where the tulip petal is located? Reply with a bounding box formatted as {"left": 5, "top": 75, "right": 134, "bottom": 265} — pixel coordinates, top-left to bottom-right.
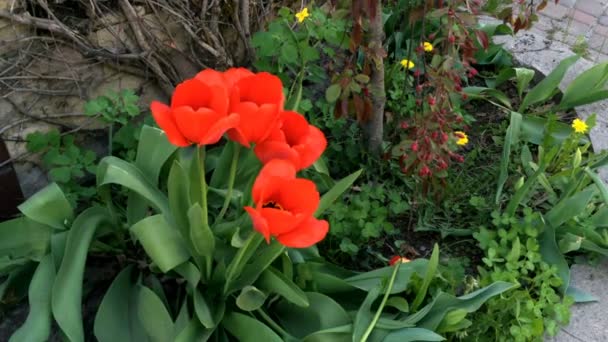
{"left": 254, "top": 141, "right": 300, "bottom": 167}
{"left": 195, "top": 69, "right": 226, "bottom": 87}
{"left": 228, "top": 102, "right": 280, "bottom": 146}
{"left": 276, "top": 178, "right": 320, "bottom": 215}
{"left": 171, "top": 78, "right": 212, "bottom": 110}
{"left": 252, "top": 160, "right": 296, "bottom": 204}
{"left": 245, "top": 206, "right": 270, "bottom": 242}
{"left": 259, "top": 208, "right": 302, "bottom": 236}
{"left": 294, "top": 125, "right": 327, "bottom": 169}
{"left": 277, "top": 217, "right": 329, "bottom": 248}
{"left": 223, "top": 68, "right": 254, "bottom": 89}
{"left": 280, "top": 111, "right": 309, "bottom": 145}
{"left": 150, "top": 101, "right": 189, "bottom": 147}
{"left": 173, "top": 107, "right": 224, "bottom": 144}
{"left": 236, "top": 72, "right": 284, "bottom": 107}
{"left": 199, "top": 113, "right": 240, "bottom": 145}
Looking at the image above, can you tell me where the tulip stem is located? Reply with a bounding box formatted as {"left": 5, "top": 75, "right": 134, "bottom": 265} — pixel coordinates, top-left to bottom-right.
{"left": 198, "top": 146, "right": 211, "bottom": 279}
{"left": 360, "top": 261, "right": 401, "bottom": 342}
{"left": 216, "top": 143, "right": 240, "bottom": 223}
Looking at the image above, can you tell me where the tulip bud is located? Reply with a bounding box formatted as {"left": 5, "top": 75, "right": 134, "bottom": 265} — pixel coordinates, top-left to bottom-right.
{"left": 411, "top": 141, "right": 419, "bottom": 152}
{"left": 573, "top": 148, "right": 582, "bottom": 168}
{"left": 469, "top": 68, "right": 478, "bottom": 77}
{"left": 428, "top": 96, "right": 436, "bottom": 106}
{"left": 514, "top": 176, "right": 525, "bottom": 190}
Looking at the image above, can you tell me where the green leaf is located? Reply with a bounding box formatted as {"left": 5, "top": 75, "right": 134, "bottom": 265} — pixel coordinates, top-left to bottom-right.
{"left": 352, "top": 286, "right": 381, "bottom": 342}
{"left": 52, "top": 207, "right": 110, "bottom": 342}
{"left": 539, "top": 220, "right": 570, "bottom": 293}
{"left": 137, "top": 285, "right": 174, "bottom": 342}
{"left": 386, "top": 296, "right": 409, "bottom": 312}
{"left": 193, "top": 289, "right": 224, "bottom": 329}
{"left": 566, "top": 285, "right": 598, "bottom": 303}
{"left": 167, "top": 161, "right": 195, "bottom": 253}
{"left": 411, "top": 244, "right": 439, "bottom": 311}
{"left": 229, "top": 241, "right": 285, "bottom": 293}
{"left": 417, "top": 281, "right": 516, "bottom": 330}
{"left": 463, "top": 87, "right": 512, "bottom": 109}
{"left": 174, "top": 318, "right": 213, "bottom": 342}
{"left": 559, "top": 62, "right": 608, "bottom": 109}
{"left": 98, "top": 156, "right": 171, "bottom": 218}
{"left": 9, "top": 255, "right": 55, "bottom": 342}
{"left": 127, "top": 125, "right": 177, "bottom": 224}
{"left": 496, "top": 112, "right": 522, "bottom": 204}
{"left": 383, "top": 328, "right": 445, "bottom": 342}
{"left": 545, "top": 187, "right": 595, "bottom": 228}
{"left": 256, "top": 266, "right": 309, "bottom": 307}
{"left": 130, "top": 215, "right": 190, "bottom": 273}
{"left": 94, "top": 266, "right": 148, "bottom": 342}
{"left": 275, "top": 292, "right": 351, "bottom": 339}
{"left": 315, "top": 169, "right": 362, "bottom": 217}
{"left": 174, "top": 262, "right": 201, "bottom": 290}
{"left": 0, "top": 217, "right": 51, "bottom": 261}
{"left": 514, "top": 68, "right": 535, "bottom": 98}
{"left": 346, "top": 259, "right": 430, "bottom": 294}
{"left": 18, "top": 183, "right": 73, "bottom": 229}
{"left": 236, "top": 285, "right": 267, "bottom": 311}
{"left": 280, "top": 43, "right": 299, "bottom": 62}
{"left": 188, "top": 204, "right": 215, "bottom": 261}
{"left": 519, "top": 55, "right": 579, "bottom": 112}
{"left": 585, "top": 168, "right": 608, "bottom": 205}
{"left": 222, "top": 312, "right": 283, "bottom": 342}
{"left": 325, "top": 84, "right": 342, "bottom": 103}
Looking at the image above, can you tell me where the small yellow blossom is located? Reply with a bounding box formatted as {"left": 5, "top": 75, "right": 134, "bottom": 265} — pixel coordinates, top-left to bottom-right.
{"left": 455, "top": 131, "right": 469, "bottom": 146}
{"left": 571, "top": 118, "right": 588, "bottom": 133}
{"left": 423, "top": 42, "right": 433, "bottom": 52}
{"left": 400, "top": 59, "right": 415, "bottom": 69}
{"left": 295, "top": 8, "right": 310, "bottom": 23}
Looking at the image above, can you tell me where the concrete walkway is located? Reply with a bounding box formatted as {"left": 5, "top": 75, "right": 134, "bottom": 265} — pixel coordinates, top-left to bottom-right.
{"left": 534, "top": 0, "right": 608, "bottom": 62}
{"left": 483, "top": 2, "right": 608, "bottom": 340}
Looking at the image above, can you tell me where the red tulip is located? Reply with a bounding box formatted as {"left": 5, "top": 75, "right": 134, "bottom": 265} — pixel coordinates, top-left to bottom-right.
{"left": 150, "top": 70, "right": 239, "bottom": 146}
{"left": 389, "top": 256, "right": 411, "bottom": 265}
{"left": 254, "top": 111, "right": 327, "bottom": 170}
{"left": 244, "top": 159, "right": 329, "bottom": 248}
{"left": 227, "top": 72, "right": 284, "bottom": 147}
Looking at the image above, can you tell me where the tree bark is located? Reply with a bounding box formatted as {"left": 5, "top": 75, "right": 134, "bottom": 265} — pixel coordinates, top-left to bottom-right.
{"left": 365, "top": 1, "right": 386, "bottom": 155}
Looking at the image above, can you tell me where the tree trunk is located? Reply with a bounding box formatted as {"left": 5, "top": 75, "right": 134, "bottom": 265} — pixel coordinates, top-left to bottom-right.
{"left": 365, "top": 1, "right": 386, "bottom": 155}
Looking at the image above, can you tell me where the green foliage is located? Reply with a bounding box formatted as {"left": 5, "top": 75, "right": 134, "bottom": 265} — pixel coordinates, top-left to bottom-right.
{"left": 26, "top": 130, "right": 97, "bottom": 205}
{"left": 470, "top": 209, "right": 573, "bottom": 341}
{"left": 324, "top": 183, "right": 410, "bottom": 258}
{"left": 25, "top": 90, "right": 143, "bottom": 206}
{"left": 84, "top": 89, "right": 140, "bottom": 125}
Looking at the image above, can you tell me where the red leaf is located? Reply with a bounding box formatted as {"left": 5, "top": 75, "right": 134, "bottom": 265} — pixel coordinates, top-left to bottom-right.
{"left": 475, "top": 30, "right": 489, "bottom": 50}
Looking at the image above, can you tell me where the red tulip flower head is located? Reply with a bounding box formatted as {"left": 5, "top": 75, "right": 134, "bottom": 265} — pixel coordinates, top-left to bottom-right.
{"left": 389, "top": 256, "right": 411, "bottom": 266}
{"left": 226, "top": 72, "right": 284, "bottom": 147}
{"left": 244, "top": 159, "right": 329, "bottom": 248}
{"left": 254, "top": 111, "right": 327, "bottom": 170}
{"left": 150, "top": 69, "right": 239, "bottom": 147}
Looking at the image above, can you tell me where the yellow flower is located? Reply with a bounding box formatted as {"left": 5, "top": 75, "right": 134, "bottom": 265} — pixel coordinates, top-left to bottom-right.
{"left": 571, "top": 118, "right": 588, "bottom": 133}
{"left": 400, "top": 59, "right": 415, "bottom": 69}
{"left": 295, "top": 8, "right": 310, "bottom": 23}
{"left": 423, "top": 42, "right": 433, "bottom": 52}
{"left": 455, "top": 131, "right": 468, "bottom": 146}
